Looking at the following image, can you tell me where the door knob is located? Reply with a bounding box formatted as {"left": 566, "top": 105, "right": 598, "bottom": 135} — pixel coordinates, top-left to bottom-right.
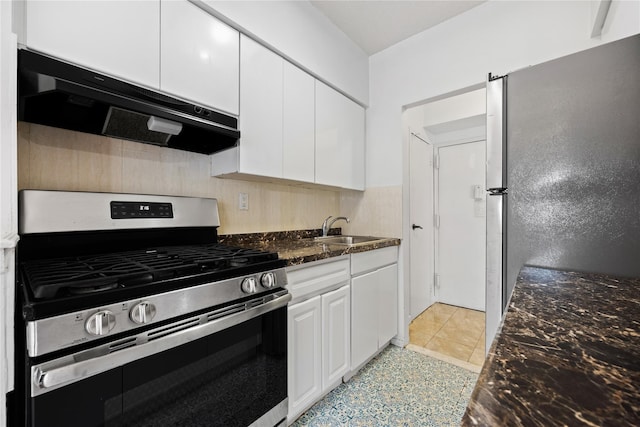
{"left": 412, "top": 224, "right": 423, "bottom": 230}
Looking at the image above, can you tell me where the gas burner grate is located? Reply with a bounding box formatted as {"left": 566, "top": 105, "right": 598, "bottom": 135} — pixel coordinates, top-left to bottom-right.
{"left": 21, "top": 244, "right": 278, "bottom": 300}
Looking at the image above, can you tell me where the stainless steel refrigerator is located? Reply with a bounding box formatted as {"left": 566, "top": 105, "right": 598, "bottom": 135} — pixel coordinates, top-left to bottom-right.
{"left": 485, "top": 34, "right": 640, "bottom": 349}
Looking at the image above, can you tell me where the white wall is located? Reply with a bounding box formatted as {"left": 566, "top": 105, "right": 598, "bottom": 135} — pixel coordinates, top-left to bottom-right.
{"left": 422, "top": 88, "right": 485, "bottom": 129}
{"left": 368, "top": 0, "right": 640, "bottom": 187}
{"left": 196, "top": 0, "right": 369, "bottom": 105}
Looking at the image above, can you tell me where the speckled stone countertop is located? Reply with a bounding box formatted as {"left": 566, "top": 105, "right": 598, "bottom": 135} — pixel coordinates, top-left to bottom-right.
{"left": 462, "top": 266, "right": 640, "bottom": 426}
{"left": 218, "top": 229, "right": 400, "bottom": 266}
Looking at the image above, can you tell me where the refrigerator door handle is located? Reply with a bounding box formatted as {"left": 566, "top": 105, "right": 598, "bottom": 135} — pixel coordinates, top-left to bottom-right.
{"left": 487, "top": 188, "right": 508, "bottom": 195}
{"left": 485, "top": 72, "right": 507, "bottom": 353}
{"left": 486, "top": 74, "right": 507, "bottom": 190}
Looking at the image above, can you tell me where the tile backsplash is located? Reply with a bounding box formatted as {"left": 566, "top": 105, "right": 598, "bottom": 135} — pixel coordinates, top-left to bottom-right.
{"left": 17, "top": 122, "right": 341, "bottom": 235}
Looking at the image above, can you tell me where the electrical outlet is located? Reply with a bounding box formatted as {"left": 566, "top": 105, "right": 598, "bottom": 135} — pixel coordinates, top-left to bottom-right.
{"left": 239, "top": 193, "right": 249, "bottom": 210}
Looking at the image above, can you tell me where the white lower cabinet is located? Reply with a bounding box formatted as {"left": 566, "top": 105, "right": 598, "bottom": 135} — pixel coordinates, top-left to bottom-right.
{"left": 288, "top": 296, "right": 322, "bottom": 420}
{"left": 288, "top": 285, "right": 350, "bottom": 424}
{"left": 286, "top": 248, "right": 398, "bottom": 422}
{"left": 321, "top": 286, "right": 350, "bottom": 391}
{"left": 350, "top": 272, "right": 379, "bottom": 369}
{"left": 286, "top": 257, "right": 351, "bottom": 424}
{"left": 350, "top": 247, "right": 399, "bottom": 373}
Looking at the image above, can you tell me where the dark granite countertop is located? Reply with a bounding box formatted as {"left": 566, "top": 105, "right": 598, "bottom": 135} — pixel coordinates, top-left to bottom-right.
{"left": 462, "top": 266, "right": 640, "bottom": 426}
{"left": 219, "top": 229, "right": 400, "bottom": 266}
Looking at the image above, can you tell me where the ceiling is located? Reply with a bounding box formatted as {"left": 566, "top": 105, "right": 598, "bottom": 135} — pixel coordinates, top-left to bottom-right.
{"left": 310, "top": 0, "right": 486, "bottom": 55}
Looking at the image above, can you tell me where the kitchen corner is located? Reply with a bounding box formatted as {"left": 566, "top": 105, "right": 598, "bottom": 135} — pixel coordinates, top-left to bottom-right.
{"left": 462, "top": 266, "right": 640, "bottom": 426}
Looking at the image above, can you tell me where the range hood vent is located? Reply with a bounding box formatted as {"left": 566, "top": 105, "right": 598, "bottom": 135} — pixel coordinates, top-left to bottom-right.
{"left": 18, "top": 50, "right": 240, "bottom": 155}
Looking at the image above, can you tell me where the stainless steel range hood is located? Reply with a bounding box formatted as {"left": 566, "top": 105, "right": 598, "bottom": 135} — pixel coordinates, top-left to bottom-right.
{"left": 18, "top": 49, "right": 240, "bottom": 155}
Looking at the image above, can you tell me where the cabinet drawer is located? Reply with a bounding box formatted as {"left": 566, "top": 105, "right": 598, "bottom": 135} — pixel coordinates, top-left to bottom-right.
{"left": 351, "top": 247, "right": 398, "bottom": 276}
{"left": 286, "top": 256, "right": 350, "bottom": 304}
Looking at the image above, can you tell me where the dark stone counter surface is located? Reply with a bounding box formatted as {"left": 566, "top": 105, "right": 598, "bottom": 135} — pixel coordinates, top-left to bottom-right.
{"left": 219, "top": 229, "right": 400, "bottom": 266}
{"left": 462, "top": 266, "right": 640, "bottom": 426}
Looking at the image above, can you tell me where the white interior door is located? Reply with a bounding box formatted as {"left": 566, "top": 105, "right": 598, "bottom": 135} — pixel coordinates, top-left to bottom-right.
{"left": 409, "top": 133, "right": 434, "bottom": 320}
{"left": 436, "top": 140, "right": 486, "bottom": 311}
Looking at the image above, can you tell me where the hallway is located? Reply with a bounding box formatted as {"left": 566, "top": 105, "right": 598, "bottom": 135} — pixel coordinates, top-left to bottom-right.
{"left": 408, "top": 303, "right": 485, "bottom": 371}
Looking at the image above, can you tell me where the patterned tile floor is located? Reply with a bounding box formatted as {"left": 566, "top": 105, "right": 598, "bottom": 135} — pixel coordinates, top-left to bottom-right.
{"left": 291, "top": 345, "right": 479, "bottom": 427}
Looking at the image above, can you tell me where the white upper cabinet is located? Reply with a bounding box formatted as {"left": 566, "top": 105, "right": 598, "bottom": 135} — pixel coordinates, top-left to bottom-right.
{"left": 238, "top": 35, "right": 283, "bottom": 177}
{"left": 283, "top": 62, "right": 315, "bottom": 183}
{"left": 212, "top": 37, "right": 316, "bottom": 183}
{"left": 24, "top": 0, "right": 160, "bottom": 89}
{"left": 160, "top": 0, "right": 239, "bottom": 115}
{"left": 315, "top": 81, "right": 365, "bottom": 190}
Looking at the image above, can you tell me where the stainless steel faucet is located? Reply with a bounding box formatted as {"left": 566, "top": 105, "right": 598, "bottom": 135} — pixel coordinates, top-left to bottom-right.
{"left": 321, "top": 216, "right": 350, "bottom": 237}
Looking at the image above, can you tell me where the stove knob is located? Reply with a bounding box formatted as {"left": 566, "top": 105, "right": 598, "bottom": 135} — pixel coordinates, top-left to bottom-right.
{"left": 130, "top": 301, "right": 157, "bottom": 325}
{"left": 85, "top": 310, "right": 116, "bottom": 336}
{"left": 260, "top": 272, "right": 276, "bottom": 289}
{"left": 241, "top": 277, "right": 258, "bottom": 294}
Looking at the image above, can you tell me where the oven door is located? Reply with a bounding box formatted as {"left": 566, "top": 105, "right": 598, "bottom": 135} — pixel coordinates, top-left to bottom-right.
{"left": 27, "top": 293, "right": 290, "bottom": 427}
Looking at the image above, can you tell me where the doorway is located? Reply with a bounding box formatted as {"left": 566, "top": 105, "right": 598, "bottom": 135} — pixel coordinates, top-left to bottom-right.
{"left": 402, "top": 87, "right": 487, "bottom": 356}
{"left": 435, "top": 140, "right": 486, "bottom": 311}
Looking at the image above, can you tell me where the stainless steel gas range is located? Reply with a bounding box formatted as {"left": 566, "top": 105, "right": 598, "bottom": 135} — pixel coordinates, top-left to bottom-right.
{"left": 14, "top": 190, "right": 290, "bottom": 427}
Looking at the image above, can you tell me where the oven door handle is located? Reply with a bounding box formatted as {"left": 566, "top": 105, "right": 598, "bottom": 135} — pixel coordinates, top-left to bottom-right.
{"left": 33, "top": 292, "right": 291, "bottom": 393}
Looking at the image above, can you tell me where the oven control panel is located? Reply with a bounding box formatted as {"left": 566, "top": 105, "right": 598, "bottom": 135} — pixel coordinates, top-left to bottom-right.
{"left": 110, "top": 201, "right": 173, "bottom": 219}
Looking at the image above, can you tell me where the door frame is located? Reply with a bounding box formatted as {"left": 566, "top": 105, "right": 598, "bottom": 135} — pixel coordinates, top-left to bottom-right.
{"left": 433, "top": 137, "right": 486, "bottom": 307}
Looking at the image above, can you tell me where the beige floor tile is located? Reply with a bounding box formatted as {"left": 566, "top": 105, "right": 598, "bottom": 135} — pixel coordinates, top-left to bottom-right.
{"left": 469, "top": 346, "right": 486, "bottom": 367}
{"left": 474, "top": 336, "right": 486, "bottom": 354}
{"left": 409, "top": 329, "right": 437, "bottom": 347}
{"left": 410, "top": 317, "right": 444, "bottom": 335}
{"left": 465, "top": 309, "right": 486, "bottom": 324}
{"left": 449, "top": 307, "right": 484, "bottom": 323}
{"left": 424, "top": 336, "right": 475, "bottom": 362}
{"left": 409, "top": 303, "right": 486, "bottom": 367}
{"left": 445, "top": 314, "right": 485, "bottom": 333}
{"left": 430, "top": 303, "right": 459, "bottom": 317}
{"left": 414, "top": 303, "right": 456, "bottom": 326}
{"left": 434, "top": 322, "right": 482, "bottom": 348}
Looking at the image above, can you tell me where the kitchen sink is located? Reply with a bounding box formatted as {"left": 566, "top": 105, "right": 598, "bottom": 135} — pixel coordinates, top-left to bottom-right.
{"left": 312, "top": 235, "right": 387, "bottom": 246}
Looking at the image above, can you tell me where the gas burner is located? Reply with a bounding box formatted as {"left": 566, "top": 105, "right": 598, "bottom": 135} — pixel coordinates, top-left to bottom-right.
{"left": 230, "top": 257, "right": 248, "bottom": 267}
{"left": 68, "top": 281, "right": 119, "bottom": 295}
{"left": 20, "top": 244, "right": 279, "bottom": 301}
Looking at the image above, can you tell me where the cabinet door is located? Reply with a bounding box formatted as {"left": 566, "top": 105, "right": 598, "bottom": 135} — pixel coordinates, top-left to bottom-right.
{"left": 283, "top": 62, "right": 315, "bottom": 183}
{"left": 238, "top": 35, "right": 283, "bottom": 177}
{"left": 321, "top": 285, "right": 350, "bottom": 392}
{"left": 315, "top": 81, "right": 365, "bottom": 190}
{"left": 25, "top": 0, "right": 160, "bottom": 89}
{"left": 350, "top": 272, "right": 378, "bottom": 370}
{"left": 378, "top": 264, "right": 398, "bottom": 346}
{"left": 287, "top": 296, "right": 322, "bottom": 421}
{"left": 161, "top": 0, "right": 239, "bottom": 115}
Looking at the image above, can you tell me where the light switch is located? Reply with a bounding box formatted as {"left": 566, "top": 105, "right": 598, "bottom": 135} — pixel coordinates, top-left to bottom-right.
{"left": 473, "top": 185, "right": 484, "bottom": 200}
